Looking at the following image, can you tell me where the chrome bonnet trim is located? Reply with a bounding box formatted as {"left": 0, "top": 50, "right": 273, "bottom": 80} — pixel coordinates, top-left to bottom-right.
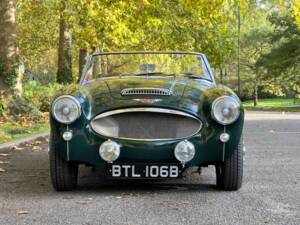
{"left": 90, "top": 108, "right": 203, "bottom": 141}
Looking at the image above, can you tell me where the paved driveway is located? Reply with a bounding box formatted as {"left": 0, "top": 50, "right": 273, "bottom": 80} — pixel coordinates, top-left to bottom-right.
{"left": 0, "top": 111, "right": 299, "bottom": 225}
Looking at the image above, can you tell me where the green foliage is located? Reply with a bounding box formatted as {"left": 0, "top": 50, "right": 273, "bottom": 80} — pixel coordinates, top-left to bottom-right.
{"left": 13, "top": 0, "right": 300, "bottom": 104}
{"left": 17, "top": 0, "right": 59, "bottom": 72}
{"left": 0, "top": 91, "right": 8, "bottom": 117}
{"left": 53, "top": 83, "right": 82, "bottom": 100}
{"left": 257, "top": 12, "right": 300, "bottom": 96}
{"left": 17, "top": 0, "right": 247, "bottom": 75}
{"left": 7, "top": 96, "right": 41, "bottom": 119}
{"left": 23, "top": 81, "right": 63, "bottom": 112}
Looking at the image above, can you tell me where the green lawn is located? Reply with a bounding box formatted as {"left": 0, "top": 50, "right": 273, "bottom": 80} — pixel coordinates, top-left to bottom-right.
{"left": 243, "top": 98, "right": 300, "bottom": 112}
{"left": 0, "top": 122, "right": 49, "bottom": 144}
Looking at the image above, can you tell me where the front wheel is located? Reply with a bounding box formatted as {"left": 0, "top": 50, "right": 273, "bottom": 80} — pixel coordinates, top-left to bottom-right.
{"left": 215, "top": 138, "right": 244, "bottom": 191}
{"left": 49, "top": 135, "right": 78, "bottom": 191}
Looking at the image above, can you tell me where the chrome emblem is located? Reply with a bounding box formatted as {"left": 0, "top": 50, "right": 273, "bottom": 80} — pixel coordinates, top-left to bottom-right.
{"left": 133, "top": 99, "right": 162, "bottom": 103}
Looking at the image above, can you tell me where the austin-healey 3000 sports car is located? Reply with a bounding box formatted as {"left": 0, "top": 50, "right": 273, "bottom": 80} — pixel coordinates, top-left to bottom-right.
{"left": 49, "top": 51, "right": 244, "bottom": 191}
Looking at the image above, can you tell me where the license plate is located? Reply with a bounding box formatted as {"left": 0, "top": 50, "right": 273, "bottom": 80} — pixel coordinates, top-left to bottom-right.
{"left": 108, "top": 164, "right": 182, "bottom": 178}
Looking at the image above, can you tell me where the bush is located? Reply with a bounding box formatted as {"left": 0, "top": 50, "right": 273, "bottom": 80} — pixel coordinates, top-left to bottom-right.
{"left": 23, "top": 81, "right": 63, "bottom": 112}
{"left": 0, "top": 81, "right": 80, "bottom": 123}
{"left": 0, "top": 91, "right": 41, "bottom": 121}
{"left": 7, "top": 95, "right": 41, "bottom": 119}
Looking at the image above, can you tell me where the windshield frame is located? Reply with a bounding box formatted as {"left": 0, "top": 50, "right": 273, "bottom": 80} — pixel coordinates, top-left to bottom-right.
{"left": 80, "top": 51, "right": 215, "bottom": 85}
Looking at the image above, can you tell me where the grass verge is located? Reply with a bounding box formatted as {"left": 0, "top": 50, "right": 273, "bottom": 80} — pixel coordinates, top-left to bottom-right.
{"left": 0, "top": 122, "right": 49, "bottom": 144}
{"left": 243, "top": 98, "right": 300, "bottom": 112}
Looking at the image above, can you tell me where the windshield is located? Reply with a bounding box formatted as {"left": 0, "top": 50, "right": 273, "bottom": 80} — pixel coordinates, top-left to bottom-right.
{"left": 82, "top": 52, "right": 211, "bottom": 83}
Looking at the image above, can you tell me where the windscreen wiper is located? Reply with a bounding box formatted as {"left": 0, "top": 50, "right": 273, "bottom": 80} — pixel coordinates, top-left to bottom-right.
{"left": 120, "top": 72, "right": 175, "bottom": 77}
{"left": 179, "top": 73, "right": 212, "bottom": 82}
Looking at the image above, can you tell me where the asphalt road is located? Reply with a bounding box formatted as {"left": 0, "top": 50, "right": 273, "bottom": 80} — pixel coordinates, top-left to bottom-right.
{"left": 0, "top": 111, "right": 299, "bottom": 225}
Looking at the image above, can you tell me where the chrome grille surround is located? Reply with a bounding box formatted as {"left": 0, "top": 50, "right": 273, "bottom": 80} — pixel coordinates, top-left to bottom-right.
{"left": 120, "top": 88, "right": 172, "bottom": 96}
{"left": 90, "top": 108, "right": 203, "bottom": 141}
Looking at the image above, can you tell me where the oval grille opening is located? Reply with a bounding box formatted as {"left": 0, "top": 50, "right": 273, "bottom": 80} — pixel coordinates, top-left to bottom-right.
{"left": 90, "top": 108, "right": 202, "bottom": 141}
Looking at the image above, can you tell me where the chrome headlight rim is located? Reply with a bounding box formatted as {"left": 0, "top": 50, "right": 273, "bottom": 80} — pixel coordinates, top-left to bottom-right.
{"left": 174, "top": 140, "right": 195, "bottom": 163}
{"left": 99, "top": 139, "right": 121, "bottom": 163}
{"left": 211, "top": 96, "right": 241, "bottom": 125}
{"left": 51, "top": 95, "right": 81, "bottom": 124}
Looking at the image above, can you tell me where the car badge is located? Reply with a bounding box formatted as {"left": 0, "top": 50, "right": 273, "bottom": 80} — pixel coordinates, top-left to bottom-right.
{"left": 133, "top": 99, "right": 162, "bottom": 103}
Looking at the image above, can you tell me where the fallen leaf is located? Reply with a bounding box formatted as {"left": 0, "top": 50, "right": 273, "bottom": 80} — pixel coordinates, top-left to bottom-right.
{"left": 76, "top": 200, "right": 91, "bottom": 205}
{"left": 33, "top": 140, "right": 42, "bottom": 145}
{"left": 33, "top": 146, "right": 41, "bottom": 151}
{"left": 17, "top": 211, "right": 29, "bottom": 215}
{"left": 12, "top": 146, "right": 25, "bottom": 151}
{"left": 0, "top": 168, "right": 5, "bottom": 172}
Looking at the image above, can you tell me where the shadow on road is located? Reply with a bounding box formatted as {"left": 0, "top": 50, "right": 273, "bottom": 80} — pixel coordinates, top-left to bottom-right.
{"left": 75, "top": 166, "right": 218, "bottom": 194}
{"left": 0, "top": 149, "right": 218, "bottom": 196}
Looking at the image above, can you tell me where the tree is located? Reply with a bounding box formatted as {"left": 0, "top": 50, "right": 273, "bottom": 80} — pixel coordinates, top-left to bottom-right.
{"left": 57, "top": 1, "right": 72, "bottom": 84}
{"left": 241, "top": 27, "right": 272, "bottom": 105}
{"left": 18, "top": 0, "right": 59, "bottom": 80}
{"left": 0, "top": 0, "right": 20, "bottom": 93}
{"left": 258, "top": 12, "right": 300, "bottom": 103}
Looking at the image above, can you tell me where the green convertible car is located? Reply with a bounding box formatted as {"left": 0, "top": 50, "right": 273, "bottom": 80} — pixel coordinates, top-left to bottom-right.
{"left": 49, "top": 51, "right": 245, "bottom": 191}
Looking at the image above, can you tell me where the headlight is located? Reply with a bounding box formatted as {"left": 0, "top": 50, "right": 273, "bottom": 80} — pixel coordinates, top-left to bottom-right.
{"left": 99, "top": 140, "right": 121, "bottom": 163}
{"left": 211, "top": 96, "right": 240, "bottom": 125}
{"left": 52, "top": 95, "right": 81, "bottom": 124}
{"left": 174, "top": 140, "right": 195, "bottom": 163}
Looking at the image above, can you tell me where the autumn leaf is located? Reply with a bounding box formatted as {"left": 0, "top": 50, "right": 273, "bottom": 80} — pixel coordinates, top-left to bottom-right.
{"left": 17, "top": 211, "right": 30, "bottom": 215}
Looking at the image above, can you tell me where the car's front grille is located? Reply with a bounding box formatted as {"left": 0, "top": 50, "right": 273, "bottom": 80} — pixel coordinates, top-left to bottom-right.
{"left": 120, "top": 88, "right": 172, "bottom": 96}
{"left": 90, "top": 108, "right": 202, "bottom": 141}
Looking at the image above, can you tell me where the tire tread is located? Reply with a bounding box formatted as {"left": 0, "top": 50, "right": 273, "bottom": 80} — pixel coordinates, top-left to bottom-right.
{"left": 49, "top": 133, "right": 77, "bottom": 191}
{"left": 216, "top": 137, "right": 243, "bottom": 191}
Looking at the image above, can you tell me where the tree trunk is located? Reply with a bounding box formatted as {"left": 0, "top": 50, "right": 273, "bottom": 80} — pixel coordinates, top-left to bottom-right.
{"left": 0, "top": 0, "right": 21, "bottom": 94}
{"left": 57, "top": 16, "right": 72, "bottom": 84}
{"left": 219, "top": 66, "right": 223, "bottom": 84}
{"left": 78, "top": 48, "right": 88, "bottom": 82}
{"left": 236, "top": 2, "right": 241, "bottom": 97}
{"left": 253, "top": 69, "right": 259, "bottom": 107}
{"left": 253, "top": 82, "right": 258, "bottom": 107}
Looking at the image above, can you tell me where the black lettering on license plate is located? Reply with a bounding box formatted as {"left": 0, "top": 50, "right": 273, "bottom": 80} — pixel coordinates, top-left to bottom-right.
{"left": 109, "top": 164, "right": 181, "bottom": 178}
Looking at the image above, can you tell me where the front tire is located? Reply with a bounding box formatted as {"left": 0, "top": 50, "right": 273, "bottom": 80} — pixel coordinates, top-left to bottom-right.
{"left": 215, "top": 138, "right": 243, "bottom": 191}
{"left": 49, "top": 134, "right": 78, "bottom": 191}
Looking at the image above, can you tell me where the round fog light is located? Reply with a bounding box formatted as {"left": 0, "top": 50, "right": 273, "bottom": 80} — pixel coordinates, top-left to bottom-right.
{"left": 99, "top": 140, "right": 120, "bottom": 163}
{"left": 220, "top": 132, "right": 230, "bottom": 142}
{"left": 174, "top": 140, "right": 195, "bottom": 163}
{"left": 62, "top": 131, "right": 73, "bottom": 141}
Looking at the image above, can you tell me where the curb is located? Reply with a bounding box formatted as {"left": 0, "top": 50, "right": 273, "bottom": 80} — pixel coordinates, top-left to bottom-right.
{"left": 0, "top": 132, "right": 49, "bottom": 153}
